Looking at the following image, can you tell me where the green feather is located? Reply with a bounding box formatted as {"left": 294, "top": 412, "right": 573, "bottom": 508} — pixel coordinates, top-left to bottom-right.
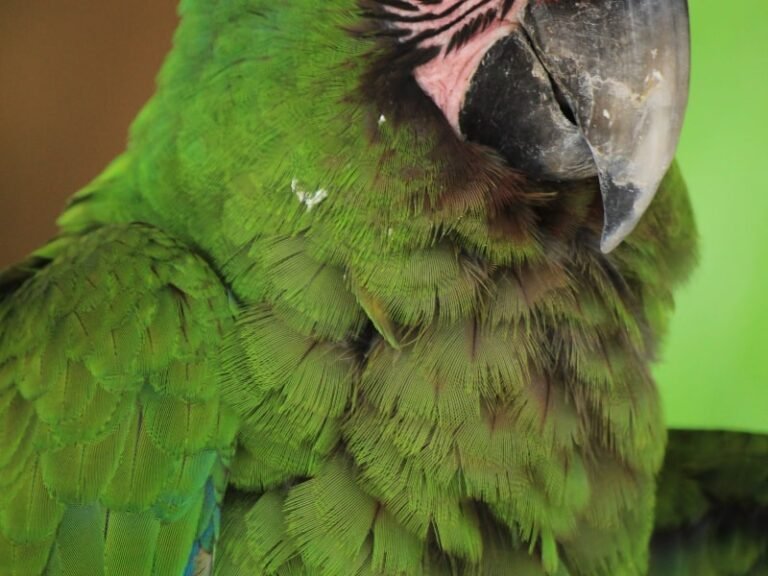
{"left": 50, "top": 505, "right": 107, "bottom": 576}
{"left": 285, "top": 458, "right": 377, "bottom": 573}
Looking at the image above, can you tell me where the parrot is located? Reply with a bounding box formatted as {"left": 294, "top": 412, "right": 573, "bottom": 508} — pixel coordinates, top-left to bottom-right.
{"left": 0, "top": 0, "right": 765, "bottom": 574}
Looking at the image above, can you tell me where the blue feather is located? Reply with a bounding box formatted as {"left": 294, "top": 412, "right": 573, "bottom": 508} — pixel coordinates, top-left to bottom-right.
{"left": 183, "top": 477, "right": 219, "bottom": 576}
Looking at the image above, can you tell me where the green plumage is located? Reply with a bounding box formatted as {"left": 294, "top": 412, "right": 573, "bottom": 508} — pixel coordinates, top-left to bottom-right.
{"left": 0, "top": 0, "right": 762, "bottom": 574}
{"left": 0, "top": 226, "right": 236, "bottom": 574}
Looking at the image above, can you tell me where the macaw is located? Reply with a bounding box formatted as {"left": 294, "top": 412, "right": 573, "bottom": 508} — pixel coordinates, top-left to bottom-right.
{"left": 1, "top": 0, "right": 765, "bottom": 574}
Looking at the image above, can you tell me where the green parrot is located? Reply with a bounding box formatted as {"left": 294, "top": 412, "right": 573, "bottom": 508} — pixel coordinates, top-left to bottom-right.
{"left": 1, "top": 0, "right": 765, "bottom": 574}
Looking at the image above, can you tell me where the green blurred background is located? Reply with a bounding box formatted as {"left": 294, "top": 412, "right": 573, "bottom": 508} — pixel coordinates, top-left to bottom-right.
{"left": 0, "top": 2, "right": 766, "bottom": 433}
{"left": 656, "top": 1, "right": 768, "bottom": 434}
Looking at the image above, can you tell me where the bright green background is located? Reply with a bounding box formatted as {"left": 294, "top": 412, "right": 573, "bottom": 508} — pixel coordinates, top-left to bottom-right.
{"left": 656, "top": 1, "right": 768, "bottom": 433}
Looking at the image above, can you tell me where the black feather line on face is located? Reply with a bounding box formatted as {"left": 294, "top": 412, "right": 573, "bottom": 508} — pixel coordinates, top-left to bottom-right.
{"left": 446, "top": 8, "right": 498, "bottom": 54}
{"left": 364, "top": 0, "right": 514, "bottom": 64}
{"left": 356, "top": 1, "right": 442, "bottom": 87}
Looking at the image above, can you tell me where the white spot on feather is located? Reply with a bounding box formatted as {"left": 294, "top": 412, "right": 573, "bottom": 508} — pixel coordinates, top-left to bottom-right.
{"left": 292, "top": 178, "right": 328, "bottom": 211}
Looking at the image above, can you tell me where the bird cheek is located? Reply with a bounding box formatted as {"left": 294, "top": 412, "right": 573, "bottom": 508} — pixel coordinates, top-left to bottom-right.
{"left": 412, "top": 20, "right": 516, "bottom": 134}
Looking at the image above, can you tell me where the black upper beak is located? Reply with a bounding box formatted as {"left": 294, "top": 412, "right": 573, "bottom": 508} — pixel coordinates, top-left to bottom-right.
{"left": 459, "top": 0, "right": 690, "bottom": 252}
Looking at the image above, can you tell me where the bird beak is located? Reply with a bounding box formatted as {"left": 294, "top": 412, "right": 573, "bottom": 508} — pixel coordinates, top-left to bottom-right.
{"left": 517, "top": 0, "right": 691, "bottom": 252}
{"left": 455, "top": 0, "right": 690, "bottom": 252}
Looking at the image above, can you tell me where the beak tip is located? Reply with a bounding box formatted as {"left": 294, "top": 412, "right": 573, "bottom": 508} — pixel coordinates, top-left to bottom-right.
{"left": 598, "top": 178, "right": 652, "bottom": 254}
{"left": 600, "top": 236, "right": 619, "bottom": 255}
{"left": 600, "top": 228, "right": 630, "bottom": 254}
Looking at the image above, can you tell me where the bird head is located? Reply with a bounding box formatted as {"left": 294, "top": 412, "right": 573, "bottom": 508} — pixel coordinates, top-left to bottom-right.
{"left": 372, "top": 0, "right": 690, "bottom": 252}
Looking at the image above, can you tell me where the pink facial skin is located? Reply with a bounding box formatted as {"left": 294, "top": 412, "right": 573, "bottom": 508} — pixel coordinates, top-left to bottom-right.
{"left": 383, "top": 0, "right": 528, "bottom": 132}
